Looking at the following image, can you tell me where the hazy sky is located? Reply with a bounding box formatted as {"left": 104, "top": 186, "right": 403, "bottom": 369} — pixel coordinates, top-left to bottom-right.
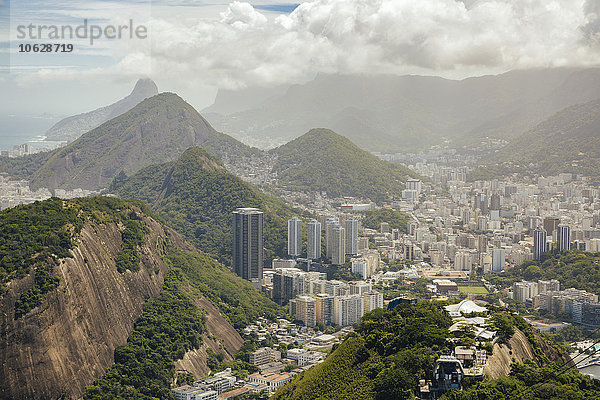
{"left": 1, "top": 0, "right": 600, "bottom": 116}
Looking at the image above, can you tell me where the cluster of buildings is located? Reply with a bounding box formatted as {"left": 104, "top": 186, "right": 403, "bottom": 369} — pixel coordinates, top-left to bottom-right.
{"left": 0, "top": 176, "right": 98, "bottom": 210}
{"left": 511, "top": 279, "right": 600, "bottom": 327}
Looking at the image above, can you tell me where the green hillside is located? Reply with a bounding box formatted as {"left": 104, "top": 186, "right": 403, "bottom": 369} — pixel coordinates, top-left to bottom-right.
{"left": 110, "top": 146, "right": 301, "bottom": 266}
{"left": 85, "top": 247, "right": 285, "bottom": 400}
{"left": 270, "top": 128, "right": 419, "bottom": 203}
{"left": 30, "top": 93, "right": 258, "bottom": 191}
{"left": 488, "top": 250, "right": 600, "bottom": 295}
{"left": 272, "top": 301, "right": 452, "bottom": 400}
{"left": 272, "top": 301, "right": 579, "bottom": 400}
{"left": 0, "top": 151, "right": 56, "bottom": 180}
{"left": 0, "top": 196, "right": 284, "bottom": 399}
{"left": 485, "top": 98, "right": 600, "bottom": 179}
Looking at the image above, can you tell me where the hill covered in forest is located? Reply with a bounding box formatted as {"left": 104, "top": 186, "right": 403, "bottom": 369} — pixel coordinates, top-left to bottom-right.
{"left": 109, "top": 146, "right": 302, "bottom": 266}
{"left": 270, "top": 128, "right": 418, "bottom": 203}
{"left": 0, "top": 196, "right": 283, "bottom": 399}
{"left": 485, "top": 98, "right": 600, "bottom": 179}
{"left": 272, "top": 302, "right": 575, "bottom": 400}
{"left": 30, "top": 93, "right": 257, "bottom": 191}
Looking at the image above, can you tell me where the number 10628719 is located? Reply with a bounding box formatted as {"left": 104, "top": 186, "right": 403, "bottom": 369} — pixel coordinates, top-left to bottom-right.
{"left": 18, "top": 43, "right": 73, "bottom": 52}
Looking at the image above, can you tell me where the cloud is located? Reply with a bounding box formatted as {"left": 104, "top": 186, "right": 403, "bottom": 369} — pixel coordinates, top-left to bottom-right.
{"left": 15, "top": 0, "right": 600, "bottom": 89}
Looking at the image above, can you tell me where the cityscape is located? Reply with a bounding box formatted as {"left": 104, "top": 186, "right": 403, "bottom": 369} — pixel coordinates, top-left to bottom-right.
{"left": 4, "top": 1, "right": 600, "bottom": 399}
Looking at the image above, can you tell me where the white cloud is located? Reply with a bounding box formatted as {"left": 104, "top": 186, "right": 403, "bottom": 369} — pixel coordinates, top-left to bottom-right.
{"left": 14, "top": 0, "right": 600, "bottom": 90}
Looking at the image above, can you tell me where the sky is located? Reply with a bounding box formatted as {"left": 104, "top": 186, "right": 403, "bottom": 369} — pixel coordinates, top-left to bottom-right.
{"left": 1, "top": 0, "right": 600, "bottom": 117}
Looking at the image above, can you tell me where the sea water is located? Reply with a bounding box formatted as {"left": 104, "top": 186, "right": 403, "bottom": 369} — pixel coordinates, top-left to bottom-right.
{"left": 0, "top": 114, "right": 62, "bottom": 150}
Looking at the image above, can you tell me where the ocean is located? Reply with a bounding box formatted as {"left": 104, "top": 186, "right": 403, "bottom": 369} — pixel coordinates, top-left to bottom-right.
{"left": 0, "top": 115, "right": 62, "bottom": 151}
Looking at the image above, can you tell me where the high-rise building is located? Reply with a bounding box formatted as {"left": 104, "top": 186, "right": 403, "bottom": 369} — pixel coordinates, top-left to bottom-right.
{"left": 345, "top": 218, "right": 359, "bottom": 256}
{"left": 293, "top": 295, "right": 316, "bottom": 327}
{"left": 543, "top": 216, "right": 560, "bottom": 237}
{"left": 362, "top": 291, "right": 384, "bottom": 313}
{"left": 331, "top": 226, "right": 346, "bottom": 265}
{"left": 490, "top": 193, "right": 501, "bottom": 211}
{"left": 288, "top": 217, "right": 302, "bottom": 257}
{"left": 232, "top": 208, "right": 264, "bottom": 281}
{"left": 325, "top": 217, "right": 338, "bottom": 259}
{"left": 557, "top": 225, "right": 571, "bottom": 252}
{"left": 492, "top": 248, "right": 506, "bottom": 273}
{"left": 307, "top": 219, "right": 322, "bottom": 260}
{"left": 315, "top": 293, "right": 334, "bottom": 325}
{"left": 533, "top": 227, "right": 548, "bottom": 261}
{"left": 332, "top": 295, "right": 364, "bottom": 326}
{"left": 351, "top": 259, "right": 368, "bottom": 279}
{"left": 406, "top": 179, "right": 422, "bottom": 193}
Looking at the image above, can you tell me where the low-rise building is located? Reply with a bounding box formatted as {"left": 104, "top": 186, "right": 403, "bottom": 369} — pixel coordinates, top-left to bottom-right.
{"left": 172, "top": 385, "right": 218, "bottom": 400}
{"left": 249, "top": 347, "right": 281, "bottom": 366}
{"left": 248, "top": 372, "right": 292, "bottom": 393}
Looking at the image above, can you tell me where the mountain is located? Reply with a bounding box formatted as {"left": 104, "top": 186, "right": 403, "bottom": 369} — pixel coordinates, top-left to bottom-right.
{"left": 45, "top": 78, "right": 159, "bottom": 142}
{"left": 269, "top": 128, "right": 419, "bottom": 203}
{"left": 0, "top": 196, "right": 283, "bottom": 399}
{"left": 485, "top": 98, "right": 600, "bottom": 178}
{"left": 109, "top": 146, "right": 300, "bottom": 266}
{"left": 203, "top": 68, "right": 600, "bottom": 152}
{"left": 30, "top": 93, "right": 257, "bottom": 191}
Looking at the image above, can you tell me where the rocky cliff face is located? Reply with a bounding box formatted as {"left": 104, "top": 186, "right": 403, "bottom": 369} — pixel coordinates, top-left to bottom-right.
{"left": 0, "top": 207, "right": 243, "bottom": 400}
{"left": 0, "top": 213, "right": 168, "bottom": 400}
{"left": 484, "top": 328, "right": 570, "bottom": 379}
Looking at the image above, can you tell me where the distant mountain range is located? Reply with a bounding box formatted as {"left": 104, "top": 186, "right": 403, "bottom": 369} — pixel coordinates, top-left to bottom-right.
{"left": 30, "top": 93, "right": 257, "bottom": 190}
{"left": 45, "top": 78, "right": 158, "bottom": 142}
{"left": 484, "top": 98, "right": 600, "bottom": 178}
{"left": 270, "top": 128, "right": 419, "bottom": 203}
{"left": 203, "top": 68, "right": 600, "bottom": 152}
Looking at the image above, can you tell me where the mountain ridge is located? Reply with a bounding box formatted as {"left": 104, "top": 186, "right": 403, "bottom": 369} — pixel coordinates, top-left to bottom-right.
{"left": 45, "top": 78, "right": 159, "bottom": 142}
{"left": 31, "top": 93, "right": 257, "bottom": 191}
{"left": 270, "top": 128, "right": 419, "bottom": 203}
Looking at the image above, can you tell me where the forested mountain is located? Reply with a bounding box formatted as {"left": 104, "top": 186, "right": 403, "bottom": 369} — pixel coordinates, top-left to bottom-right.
{"left": 109, "top": 146, "right": 301, "bottom": 266}
{"left": 270, "top": 128, "right": 419, "bottom": 203}
{"left": 484, "top": 98, "right": 600, "bottom": 178}
{"left": 30, "top": 93, "right": 257, "bottom": 191}
{"left": 0, "top": 197, "right": 283, "bottom": 399}
{"left": 204, "top": 68, "right": 600, "bottom": 151}
{"left": 45, "top": 78, "right": 159, "bottom": 142}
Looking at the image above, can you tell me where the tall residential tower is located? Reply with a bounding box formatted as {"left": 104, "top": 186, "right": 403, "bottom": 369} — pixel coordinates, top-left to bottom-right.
{"left": 232, "top": 208, "right": 264, "bottom": 281}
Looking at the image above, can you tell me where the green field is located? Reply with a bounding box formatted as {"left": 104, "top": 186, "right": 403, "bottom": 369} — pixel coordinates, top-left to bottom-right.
{"left": 458, "top": 286, "right": 488, "bottom": 294}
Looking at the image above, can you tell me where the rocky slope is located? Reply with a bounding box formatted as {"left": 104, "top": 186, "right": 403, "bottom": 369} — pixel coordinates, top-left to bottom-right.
{"left": 0, "top": 197, "right": 264, "bottom": 399}
{"left": 45, "top": 78, "right": 159, "bottom": 143}
{"left": 0, "top": 203, "right": 168, "bottom": 399}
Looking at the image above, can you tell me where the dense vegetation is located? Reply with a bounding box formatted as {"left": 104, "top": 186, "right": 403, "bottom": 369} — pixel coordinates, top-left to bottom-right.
{"left": 488, "top": 250, "right": 600, "bottom": 295}
{"left": 110, "top": 146, "right": 302, "bottom": 266}
{"left": 360, "top": 209, "right": 409, "bottom": 233}
{"left": 165, "top": 247, "right": 284, "bottom": 330}
{"left": 442, "top": 359, "right": 600, "bottom": 399}
{"left": 115, "top": 220, "right": 147, "bottom": 273}
{"left": 272, "top": 301, "right": 453, "bottom": 400}
{"left": 273, "top": 300, "right": 574, "bottom": 400}
{"left": 270, "top": 129, "right": 419, "bottom": 203}
{"left": 84, "top": 269, "right": 206, "bottom": 400}
{"left": 0, "top": 197, "right": 152, "bottom": 318}
{"left": 0, "top": 151, "right": 55, "bottom": 180}
{"left": 484, "top": 98, "right": 600, "bottom": 181}
{"left": 83, "top": 242, "right": 284, "bottom": 398}
{"left": 31, "top": 93, "right": 258, "bottom": 190}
